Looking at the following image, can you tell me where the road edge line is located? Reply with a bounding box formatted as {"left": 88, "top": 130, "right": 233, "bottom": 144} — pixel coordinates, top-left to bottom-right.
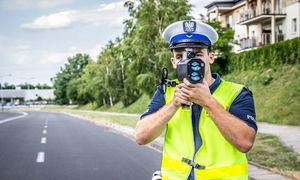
{"left": 0, "top": 112, "right": 28, "bottom": 125}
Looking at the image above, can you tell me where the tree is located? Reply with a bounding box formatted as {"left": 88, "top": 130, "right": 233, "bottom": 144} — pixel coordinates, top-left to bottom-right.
{"left": 53, "top": 53, "right": 92, "bottom": 104}
{"left": 0, "top": 83, "right": 16, "bottom": 89}
{"left": 122, "top": 0, "right": 192, "bottom": 98}
{"left": 204, "top": 19, "right": 235, "bottom": 74}
{"left": 36, "top": 83, "right": 52, "bottom": 89}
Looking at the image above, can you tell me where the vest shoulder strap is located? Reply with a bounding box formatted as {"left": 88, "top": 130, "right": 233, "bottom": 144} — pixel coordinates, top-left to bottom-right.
{"left": 213, "top": 79, "right": 244, "bottom": 109}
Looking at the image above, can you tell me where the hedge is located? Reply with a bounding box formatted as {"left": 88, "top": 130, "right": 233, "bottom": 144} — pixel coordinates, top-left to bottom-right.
{"left": 228, "top": 37, "right": 300, "bottom": 71}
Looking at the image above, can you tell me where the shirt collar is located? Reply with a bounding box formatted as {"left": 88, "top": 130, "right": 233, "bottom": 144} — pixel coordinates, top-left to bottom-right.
{"left": 209, "top": 73, "right": 221, "bottom": 94}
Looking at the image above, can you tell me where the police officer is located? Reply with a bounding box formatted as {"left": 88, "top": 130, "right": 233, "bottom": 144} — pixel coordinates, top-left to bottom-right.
{"left": 135, "top": 20, "right": 257, "bottom": 180}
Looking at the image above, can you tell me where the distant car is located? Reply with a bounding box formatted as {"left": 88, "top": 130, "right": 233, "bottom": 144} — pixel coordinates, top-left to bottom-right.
{"left": 25, "top": 101, "right": 33, "bottom": 106}
{"left": 5, "top": 102, "right": 13, "bottom": 106}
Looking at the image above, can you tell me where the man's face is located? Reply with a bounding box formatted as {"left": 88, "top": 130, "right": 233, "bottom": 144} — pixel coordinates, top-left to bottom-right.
{"left": 170, "top": 47, "right": 215, "bottom": 75}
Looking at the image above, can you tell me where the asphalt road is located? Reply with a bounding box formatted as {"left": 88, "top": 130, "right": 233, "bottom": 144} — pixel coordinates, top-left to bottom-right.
{"left": 0, "top": 111, "right": 23, "bottom": 121}
{"left": 0, "top": 111, "right": 161, "bottom": 180}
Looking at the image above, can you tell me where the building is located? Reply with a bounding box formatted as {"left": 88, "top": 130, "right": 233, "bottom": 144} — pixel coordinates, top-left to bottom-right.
{"left": 205, "top": 0, "right": 300, "bottom": 51}
{"left": 0, "top": 89, "right": 55, "bottom": 105}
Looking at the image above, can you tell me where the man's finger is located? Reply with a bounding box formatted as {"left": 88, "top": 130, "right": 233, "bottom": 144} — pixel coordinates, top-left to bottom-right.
{"left": 183, "top": 78, "right": 194, "bottom": 88}
{"left": 181, "top": 87, "right": 192, "bottom": 95}
{"left": 177, "top": 98, "right": 192, "bottom": 106}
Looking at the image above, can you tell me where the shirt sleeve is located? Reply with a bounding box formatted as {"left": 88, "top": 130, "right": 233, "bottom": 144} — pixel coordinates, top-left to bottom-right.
{"left": 229, "top": 87, "right": 257, "bottom": 131}
{"left": 140, "top": 85, "right": 166, "bottom": 120}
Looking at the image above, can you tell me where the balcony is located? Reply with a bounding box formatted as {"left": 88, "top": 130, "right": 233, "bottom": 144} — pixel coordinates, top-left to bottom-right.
{"left": 240, "top": 37, "right": 258, "bottom": 50}
{"left": 239, "top": 33, "right": 284, "bottom": 50}
{"left": 238, "top": 7, "right": 286, "bottom": 25}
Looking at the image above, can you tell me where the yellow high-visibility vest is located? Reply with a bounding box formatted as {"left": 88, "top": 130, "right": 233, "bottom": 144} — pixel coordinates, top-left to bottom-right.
{"left": 161, "top": 80, "right": 248, "bottom": 180}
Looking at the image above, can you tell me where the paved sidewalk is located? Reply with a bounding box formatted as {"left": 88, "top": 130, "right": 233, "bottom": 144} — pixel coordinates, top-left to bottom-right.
{"left": 258, "top": 122, "right": 300, "bottom": 155}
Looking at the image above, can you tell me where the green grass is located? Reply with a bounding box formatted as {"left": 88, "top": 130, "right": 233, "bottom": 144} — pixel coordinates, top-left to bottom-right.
{"left": 119, "top": 94, "right": 150, "bottom": 114}
{"left": 40, "top": 106, "right": 139, "bottom": 127}
{"left": 248, "top": 133, "right": 300, "bottom": 177}
{"left": 66, "top": 110, "right": 139, "bottom": 127}
{"left": 75, "top": 94, "right": 150, "bottom": 114}
{"left": 223, "top": 64, "right": 300, "bottom": 125}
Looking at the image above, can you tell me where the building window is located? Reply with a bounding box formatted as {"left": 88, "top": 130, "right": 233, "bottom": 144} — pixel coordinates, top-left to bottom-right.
{"left": 292, "top": 18, "right": 297, "bottom": 33}
{"left": 226, "top": 15, "right": 233, "bottom": 28}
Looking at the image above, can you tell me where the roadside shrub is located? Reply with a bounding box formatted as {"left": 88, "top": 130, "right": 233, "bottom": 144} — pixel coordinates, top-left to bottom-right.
{"left": 228, "top": 37, "right": 300, "bottom": 72}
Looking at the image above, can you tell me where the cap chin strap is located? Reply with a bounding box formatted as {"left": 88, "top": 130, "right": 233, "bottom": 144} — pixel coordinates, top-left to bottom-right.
{"left": 169, "top": 33, "right": 211, "bottom": 46}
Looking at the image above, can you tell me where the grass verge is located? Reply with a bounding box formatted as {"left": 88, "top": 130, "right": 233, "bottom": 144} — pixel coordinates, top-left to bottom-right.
{"left": 40, "top": 106, "right": 139, "bottom": 127}
{"left": 223, "top": 64, "right": 300, "bottom": 125}
{"left": 247, "top": 133, "right": 300, "bottom": 178}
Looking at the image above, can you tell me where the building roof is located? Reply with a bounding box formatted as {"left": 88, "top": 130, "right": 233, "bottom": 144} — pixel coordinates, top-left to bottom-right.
{"left": 205, "top": 0, "right": 244, "bottom": 9}
{"left": 0, "top": 90, "right": 26, "bottom": 98}
{"left": 0, "top": 89, "right": 54, "bottom": 100}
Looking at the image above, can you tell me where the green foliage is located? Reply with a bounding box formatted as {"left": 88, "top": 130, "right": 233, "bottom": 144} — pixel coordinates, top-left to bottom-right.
{"left": 228, "top": 37, "right": 300, "bottom": 72}
{"left": 35, "top": 83, "right": 52, "bottom": 89}
{"left": 205, "top": 20, "right": 235, "bottom": 74}
{"left": 0, "top": 83, "right": 16, "bottom": 89}
{"left": 224, "top": 65, "right": 300, "bottom": 125}
{"left": 18, "top": 83, "right": 35, "bottom": 89}
{"left": 136, "top": 73, "right": 156, "bottom": 95}
{"left": 0, "top": 83, "right": 52, "bottom": 90}
{"left": 53, "top": 53, "right": 91, "bottom": 105}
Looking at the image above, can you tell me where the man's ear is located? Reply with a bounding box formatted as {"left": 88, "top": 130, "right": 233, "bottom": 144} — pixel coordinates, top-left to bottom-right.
{"left": 170, "top": 57, "right": 177, "bottom": 69}
{"left": 208, "top": 51, "right": 215, "bottom": 65}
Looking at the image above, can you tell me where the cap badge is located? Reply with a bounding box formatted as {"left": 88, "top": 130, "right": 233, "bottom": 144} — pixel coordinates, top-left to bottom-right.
{"left": 183, "top": 21, "right": 196, "bottom": 33}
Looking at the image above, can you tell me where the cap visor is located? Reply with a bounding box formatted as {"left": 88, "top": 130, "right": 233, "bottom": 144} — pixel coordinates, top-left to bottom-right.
{"left": 170, "top": 43, "right": 209, "bottom": 49}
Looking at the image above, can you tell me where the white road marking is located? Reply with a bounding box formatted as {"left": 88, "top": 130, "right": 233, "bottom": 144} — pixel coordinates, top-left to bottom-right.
{"left": 43, "top": 130, "right": 47, "bottom": 134}
{"left": 0, "top": 112, "right": 28, "bottom": 125}
{"left": 36, "top": 152, "right": 45, "bottom": 163}
{"left": 41, "top": 137, "right": 47, "bottom": 144}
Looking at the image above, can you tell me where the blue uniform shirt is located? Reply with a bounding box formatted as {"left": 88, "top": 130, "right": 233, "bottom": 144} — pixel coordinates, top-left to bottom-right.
{"left": 140, "top": 73, "right": 257, "bottom": 179}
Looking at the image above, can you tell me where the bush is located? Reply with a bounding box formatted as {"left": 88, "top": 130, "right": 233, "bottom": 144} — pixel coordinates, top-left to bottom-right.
{"left": 228, "top": 37, "right": 300, "bottom": 72}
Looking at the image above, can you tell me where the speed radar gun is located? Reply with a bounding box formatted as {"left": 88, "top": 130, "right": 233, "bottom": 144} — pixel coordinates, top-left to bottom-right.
{"left": 161, "top": 48, "right": 205, "bottom": 109}
{"left": 176, "top": 48, "right": 205, "bottom": 109}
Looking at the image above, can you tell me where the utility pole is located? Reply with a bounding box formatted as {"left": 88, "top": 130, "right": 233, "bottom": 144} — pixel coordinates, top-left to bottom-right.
{"left": 0, "top": 74, "right": 12, "bottom": 110}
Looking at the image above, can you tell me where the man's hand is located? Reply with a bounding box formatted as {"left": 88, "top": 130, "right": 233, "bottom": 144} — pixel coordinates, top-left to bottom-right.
{"left": 180, "top": 78, "right": 213, "bottom": 107}
{"left": 172, "top": 83, "right": 193, "bottom": 107}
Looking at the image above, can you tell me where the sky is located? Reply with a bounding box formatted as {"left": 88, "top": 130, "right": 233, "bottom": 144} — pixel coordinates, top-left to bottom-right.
{"left": 0, "top": 0, "right": 211, "bottom": 86}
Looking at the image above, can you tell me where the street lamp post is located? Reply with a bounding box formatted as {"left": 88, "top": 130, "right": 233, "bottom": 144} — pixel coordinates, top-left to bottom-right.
{"left": 0, "top": 74, "right": 12, "bottom": 110}
{"left": 22, "top": 77, "right": 35, "bottom": 104}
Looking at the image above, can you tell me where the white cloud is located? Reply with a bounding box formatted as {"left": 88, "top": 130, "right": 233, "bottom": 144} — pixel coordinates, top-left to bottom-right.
{"left": 21, "top": 1, "right": 128, "bottom": 30}
{"left": 0, "top": 0, "right": 75, "bottom": 10}
{"left": 0, "top": 35, "right": 103, "bottom": 84}
{"left": 21, "top": 10, "right": 79, "bottom": 29}
{"left": 21, "top": 0, "right": 211, "bottom": 30}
